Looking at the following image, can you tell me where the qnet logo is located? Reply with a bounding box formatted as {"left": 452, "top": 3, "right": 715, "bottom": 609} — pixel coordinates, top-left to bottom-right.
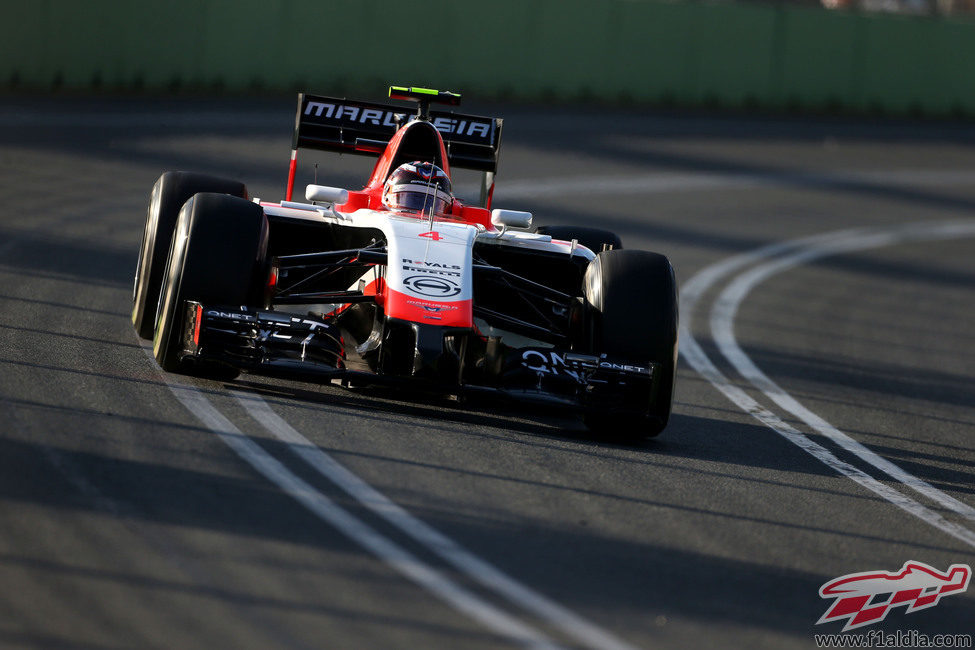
{"left": 817, "top": 561, "right": 971, "bottom": 631}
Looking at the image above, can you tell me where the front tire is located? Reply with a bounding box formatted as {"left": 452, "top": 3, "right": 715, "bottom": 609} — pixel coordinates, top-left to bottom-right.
{"left": 582, "top": 249, "right": 678, "bottom": 439}
{"left": 132, "top": 171, "right": 247, "bottom": 339}
{"left": 153, "top": 193, "right": 267, "bottom": 374}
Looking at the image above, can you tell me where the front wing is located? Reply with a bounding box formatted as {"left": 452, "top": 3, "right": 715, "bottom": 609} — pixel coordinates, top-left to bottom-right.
{"left": 179, "top": 302, "right": 658, "bottom": 416}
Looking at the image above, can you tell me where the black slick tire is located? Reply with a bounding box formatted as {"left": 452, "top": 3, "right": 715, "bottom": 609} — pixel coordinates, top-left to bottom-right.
{"left": 132, "top": 171, "right": 247, "bottom": 339}
{"left": 582, "top": 249, "right": 678, "bottom": 439}
{"left": 152, "top": 193, "right": 267, "bottom": 375}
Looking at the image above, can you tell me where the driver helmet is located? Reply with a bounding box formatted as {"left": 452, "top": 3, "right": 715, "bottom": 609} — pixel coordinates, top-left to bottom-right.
{"left": 382, "top": 161, "right": 453, "bottom": 215}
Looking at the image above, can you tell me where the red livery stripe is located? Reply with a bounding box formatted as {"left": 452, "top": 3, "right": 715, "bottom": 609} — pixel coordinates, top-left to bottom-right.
{"left": 385, "top": 288, "right": 471, "bottom": 327}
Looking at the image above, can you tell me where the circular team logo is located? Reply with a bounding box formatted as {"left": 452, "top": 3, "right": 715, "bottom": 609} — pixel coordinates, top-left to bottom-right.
{"left": 402, "top": 275, "right": 461, "bottom": 298}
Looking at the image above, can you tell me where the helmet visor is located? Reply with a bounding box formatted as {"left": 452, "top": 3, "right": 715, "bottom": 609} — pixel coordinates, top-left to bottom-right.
{"left": 386, "top": 188, "right": 449, "bottom": 215}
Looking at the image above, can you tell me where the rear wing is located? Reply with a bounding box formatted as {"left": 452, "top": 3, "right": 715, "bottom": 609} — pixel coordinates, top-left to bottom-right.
{"left": 292, "top": 93, "right": 503, "bottom": 173}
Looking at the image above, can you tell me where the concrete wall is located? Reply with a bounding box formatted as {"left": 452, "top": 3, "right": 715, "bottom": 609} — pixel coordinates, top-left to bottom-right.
{"left": 4, "top": 0, "right": 975, "bottom": 115}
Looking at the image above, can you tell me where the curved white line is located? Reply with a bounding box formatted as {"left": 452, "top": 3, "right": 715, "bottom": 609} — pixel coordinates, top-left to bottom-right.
{"left": 711, "top": 221, "right": 975, "bottom": 523}
{"left": 680, "top": 220, "right": 975, "bottom": 548}
{"left": 233, "top": 391, "right": 638, "bottom": 650}
{"left": 144, "top": 354, "right": 564, "bottom": 650}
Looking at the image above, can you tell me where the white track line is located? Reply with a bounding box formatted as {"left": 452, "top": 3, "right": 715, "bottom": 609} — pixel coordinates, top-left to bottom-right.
{"left": 148, "top": 364, "right": 564, "bottom": 650}
{"left": 680, "top": 220, "right": 975, "bottom": 548}
{"left": 233, "top": 390, "right": 638, "bottom": 650}
{"left": 711, "top": 221, "right": 975, "bottom": 523}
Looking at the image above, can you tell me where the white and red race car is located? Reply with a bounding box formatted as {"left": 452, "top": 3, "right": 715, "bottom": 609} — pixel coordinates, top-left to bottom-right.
{"left": 132, "top": 86, "right": 678, "bottom": 438}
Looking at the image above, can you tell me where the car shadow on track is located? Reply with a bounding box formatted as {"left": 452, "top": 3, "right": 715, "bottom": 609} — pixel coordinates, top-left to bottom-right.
{"left": 225, "top": 374, "right": 732, "bottom": 453}
{"left": 227, "top": 376, "right": 608, "bottom": 442}
{"left": 226, "top": 375, "right": 870, "bottom": 483}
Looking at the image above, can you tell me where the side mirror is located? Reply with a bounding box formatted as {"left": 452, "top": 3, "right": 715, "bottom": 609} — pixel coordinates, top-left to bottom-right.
{"left": 305, "top": 184, "right": 349, "bottom": 205}
{"left": 491, "top": 208, "right": 532, "bottom": 230}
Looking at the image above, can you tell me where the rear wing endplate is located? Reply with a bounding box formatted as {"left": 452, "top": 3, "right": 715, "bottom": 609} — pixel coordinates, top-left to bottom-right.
{"left": 292, "top": 93, "right": 503, "bottom": 173}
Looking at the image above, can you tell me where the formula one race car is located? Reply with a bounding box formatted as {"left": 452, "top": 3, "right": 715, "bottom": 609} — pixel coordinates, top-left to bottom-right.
{"left": 132, "top": 86, "right": 678, "bottom": 437}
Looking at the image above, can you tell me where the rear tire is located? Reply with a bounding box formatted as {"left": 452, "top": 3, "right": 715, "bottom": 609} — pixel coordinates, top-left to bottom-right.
{"left": 582, "top": 249, "right": 678, "bottom": 439}
{"left": 132, "top": 171, "right": 247, "bottom": 339}
{"left": 153, "top": 193, "right": 267, "bottom": 375}
{"left": 536, "top": 225, "right": 622, "bottom": 253}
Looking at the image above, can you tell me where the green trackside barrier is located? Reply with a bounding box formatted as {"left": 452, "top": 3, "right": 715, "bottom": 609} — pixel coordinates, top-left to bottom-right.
{"left": 3, "top": 0, "right": 975, "bottom": 116}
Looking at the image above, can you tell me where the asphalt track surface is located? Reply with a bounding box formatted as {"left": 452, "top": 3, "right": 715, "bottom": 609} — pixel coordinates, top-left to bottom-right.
{"left": 0, "top": 96, "right": 973, "bottom": 649}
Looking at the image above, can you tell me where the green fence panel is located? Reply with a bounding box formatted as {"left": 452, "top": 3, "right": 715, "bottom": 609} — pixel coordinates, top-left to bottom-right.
{"left": 859, "top": 13, "right": 975, "bottom": 114}
{"left": 4, "top": 0, "right": 975, "bottom": 116}
{"left": 691, "top": 2, "right": 778, "bottom": 107}
{"left": 615, "top": 1, "right": 700, "bottom": 103}
{"left": 935, "top": 19, "right": 975, "bottom": 112}
{"left": 860, "top": 13, "right": 935, "bottom": 112}
{"left": 1, "top": 1, "right": 50, "bottom": 86}
{"left": 776, "top": 6, "right": 860, "bottom": 110}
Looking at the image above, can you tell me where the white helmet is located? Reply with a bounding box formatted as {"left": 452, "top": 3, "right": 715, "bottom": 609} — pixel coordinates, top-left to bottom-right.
{"left": 382, "top": 161, "right": 453, "bottom": 215}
